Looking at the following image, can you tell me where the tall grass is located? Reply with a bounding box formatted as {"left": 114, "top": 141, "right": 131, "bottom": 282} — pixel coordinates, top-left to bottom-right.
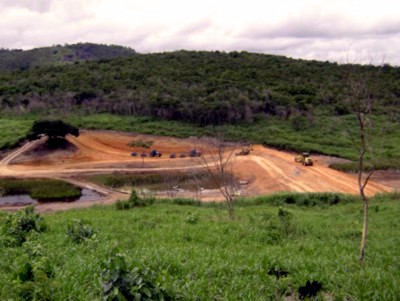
{"left": 0, "top": 195, "right": 399, "bottom": 300}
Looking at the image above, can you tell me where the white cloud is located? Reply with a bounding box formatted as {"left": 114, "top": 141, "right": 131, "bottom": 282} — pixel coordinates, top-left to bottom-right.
{"left": 0, "top": 0, "right": 399, "bottom": 65}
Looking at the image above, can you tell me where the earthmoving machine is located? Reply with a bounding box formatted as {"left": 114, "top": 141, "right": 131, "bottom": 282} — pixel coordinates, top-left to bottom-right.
{"left": 189, "top": 149, "right": 201, "bottom": 157}
{"left": 149, "top": 149, "right": 162, "bottom": 157}
{"left": 236, "top": 146, "right": 251, "bottom": 156}
{"left": 295, "top": 152, "right": 313, "bottom": 166}
{"left": 235, "top": 144, "right": 253, "bottom": 156}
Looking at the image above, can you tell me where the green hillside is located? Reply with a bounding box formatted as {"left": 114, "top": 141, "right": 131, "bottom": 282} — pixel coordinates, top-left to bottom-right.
{"left": 0, "top": 43, "right": 136, "bottom": 72}
{"left": 0, "top": 50, "right": 399, "bottom": 125}
{"left": 0, "top": 47, "right": 399, "bottom": 167}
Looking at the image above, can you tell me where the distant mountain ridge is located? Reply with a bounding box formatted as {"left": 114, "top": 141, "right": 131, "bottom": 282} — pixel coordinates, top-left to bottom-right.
{"left": 0, "top": 43, "right": 136, "bottom": 72}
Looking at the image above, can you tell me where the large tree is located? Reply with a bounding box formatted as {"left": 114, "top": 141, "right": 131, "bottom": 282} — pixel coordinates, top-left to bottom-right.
{"left": 27, "top": 120, "right": 79, "bottom": 141}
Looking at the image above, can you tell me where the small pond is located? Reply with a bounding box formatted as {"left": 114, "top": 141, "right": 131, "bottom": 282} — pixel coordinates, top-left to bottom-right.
{"left": 0, "top": 188, "right": 102, "bottom": 207}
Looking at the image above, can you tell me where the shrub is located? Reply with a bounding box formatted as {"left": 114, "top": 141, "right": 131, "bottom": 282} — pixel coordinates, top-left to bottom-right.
{"left": 12, "top": 241, "right": 57, "bottom": 301}
{"left": 116, "top": 189, "right": 154, "bottom": 210}
{"left": 128, "top": 189, "right": 143, "bottom": 206}
{"left": 2, "top": 206, "right": 47, "bottom": 246}
{"left": 66, "top": 219, "right": 96, "bottom": 244}
{"left": 185, "top": 213, "right": 199, "bottom": 224}
{"left": 101, "top": 250, "right": 173, "bottom": 300}
{"left": 278, "top": 207, "right": 293, "bottom": 237}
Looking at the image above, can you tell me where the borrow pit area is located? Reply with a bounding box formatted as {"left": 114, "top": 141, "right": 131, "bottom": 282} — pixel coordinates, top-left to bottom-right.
{"left": 0, "top": 130, "right": 396, "bottom": 212}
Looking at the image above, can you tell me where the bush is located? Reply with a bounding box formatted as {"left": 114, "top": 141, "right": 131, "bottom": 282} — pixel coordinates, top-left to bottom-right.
{"left": 185, "top": 213, "right": 199, "bottom": 224}
{"left": 2, "top": 206, "right": 47, "bottom": 246}
{"left": 12, "top": 241, "right": 57, "bottom": 301}
{"left": 278, "top": 207, "right": 294, "bottom": 237}
{"left": 66, "top": 219, "right": 96, "bottom": 244}
{"left": 116, "top": 189, "right": 154, "bottom": 210}
{"left": 101, "top": 250, "right": 173, "bottom": 300}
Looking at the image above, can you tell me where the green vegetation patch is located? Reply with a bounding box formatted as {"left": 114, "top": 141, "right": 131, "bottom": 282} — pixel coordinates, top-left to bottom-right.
{"left": 0, "top": 117, "right": 33, "bottom": 149}
{"left": 0, "top": 195, "right": 399, "bottom": 299}
{"left": 0, "top": 178, "right": 81, "bottom": 200}
{"left": 87, "top": 171, "right": 213, "bottom": 189}
{"left": 238, "top": 192, "right": 359, "bottom": 207}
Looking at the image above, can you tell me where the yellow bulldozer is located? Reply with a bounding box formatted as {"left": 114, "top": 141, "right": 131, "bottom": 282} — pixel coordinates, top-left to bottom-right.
{"left": 236, "top": 146, "right": 252, "bottom": 156}
{"left": 295, "top": 152, "right": 313, "bottom": 166}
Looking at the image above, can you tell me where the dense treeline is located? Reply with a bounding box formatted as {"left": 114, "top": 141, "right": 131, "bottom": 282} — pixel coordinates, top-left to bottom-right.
{"left": 0, "top": 48, "right": 399, "bottom": 125}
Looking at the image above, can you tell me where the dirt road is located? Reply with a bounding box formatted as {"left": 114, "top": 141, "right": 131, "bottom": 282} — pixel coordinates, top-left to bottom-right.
{"left": 0, "top": 130, "right": 394, "bottom": 212}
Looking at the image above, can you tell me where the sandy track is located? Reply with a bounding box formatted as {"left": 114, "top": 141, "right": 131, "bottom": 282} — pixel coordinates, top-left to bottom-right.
{"left": 0, "top": 130, "right": 394, "bottom": 212}
{"left": 0, "top": 137, "right": 47, "bottom": 166}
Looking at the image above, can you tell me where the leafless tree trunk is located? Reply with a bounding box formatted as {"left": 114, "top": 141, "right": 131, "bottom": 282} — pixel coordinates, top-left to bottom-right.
{"left": 190, "top": 169, "right": 203, "bottom": 201}
{"left": 200, "top": 136, "right": 237, "bottom": 219}
{"left": 345, "top": 66, "right": 379, "bottom": 264}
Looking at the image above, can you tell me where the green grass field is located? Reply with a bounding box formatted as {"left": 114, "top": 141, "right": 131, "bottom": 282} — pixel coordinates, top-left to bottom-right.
{"left": 1, "top": 194, "right": 399, "bottom": 300}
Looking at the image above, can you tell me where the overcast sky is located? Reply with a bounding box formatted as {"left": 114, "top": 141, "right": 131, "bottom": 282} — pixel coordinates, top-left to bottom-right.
{"left": 1, "top": 0, "right": 400, "bottom": 65}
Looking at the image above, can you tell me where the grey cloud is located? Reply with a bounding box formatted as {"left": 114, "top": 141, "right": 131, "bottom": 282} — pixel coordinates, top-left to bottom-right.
{"left": 241, "top": 14, "right": 400, "bottom": 40}
{"left": 0, "top": 1, "right": 399, "bottom": 65}
{"left": 0, "top": 0, "right": 52, "bottom": 13}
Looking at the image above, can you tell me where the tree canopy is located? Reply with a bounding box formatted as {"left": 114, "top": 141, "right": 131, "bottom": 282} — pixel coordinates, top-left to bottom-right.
{"left": 27, "top": 120, "right": 79, "bottom": 140}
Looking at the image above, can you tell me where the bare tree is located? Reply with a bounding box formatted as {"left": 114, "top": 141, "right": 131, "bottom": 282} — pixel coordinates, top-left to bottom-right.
{"left": 344, "top": 65, "right": 381, "bottom": 264}
{"left": 200, "top": 136, "right": 238, "bottom": 219}
{"left": 128, "top": 139, "right": 153, "bottom": 168}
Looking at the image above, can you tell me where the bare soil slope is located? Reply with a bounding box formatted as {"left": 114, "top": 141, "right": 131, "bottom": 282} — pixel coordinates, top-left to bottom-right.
{"left": 0, "top": 130, "right": 394, "bottom": 212}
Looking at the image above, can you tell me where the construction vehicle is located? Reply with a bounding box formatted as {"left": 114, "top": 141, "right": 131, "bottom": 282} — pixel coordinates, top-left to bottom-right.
{"left": 236, "top": 146, "right": 251, "bottom": 156}
{"left": 149, "top": 150, "right": 162, "bottom": 157}
{"left": 295, "top": 152, "right": 313, "bottom": 166}
{"left": 189, "top": 149, "right": 201, "bottom": 157}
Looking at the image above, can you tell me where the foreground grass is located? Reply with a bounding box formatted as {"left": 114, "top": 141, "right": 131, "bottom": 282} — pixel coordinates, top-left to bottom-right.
{"left": 0, "top": 194, "right": 399, "bottom": 300}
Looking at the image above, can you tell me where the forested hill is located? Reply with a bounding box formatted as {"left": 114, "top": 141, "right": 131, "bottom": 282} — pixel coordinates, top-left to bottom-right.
{"left": 0, "top": 49, "right": 399, "bottom": 125}
{"left": 0, "top": 43, "right": 136, "bottom": 72}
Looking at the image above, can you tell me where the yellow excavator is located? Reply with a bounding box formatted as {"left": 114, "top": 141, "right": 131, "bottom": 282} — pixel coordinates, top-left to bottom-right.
{"left": 236, "top": 145, "right": 253, "bottom": 156}
{"left": 295, "top": 152, "right": 313, "bottom": 166}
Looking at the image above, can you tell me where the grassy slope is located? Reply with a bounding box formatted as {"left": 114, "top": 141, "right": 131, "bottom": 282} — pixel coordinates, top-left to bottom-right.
{"left": 0, "top": 196, "right": 399, "bottom": 300}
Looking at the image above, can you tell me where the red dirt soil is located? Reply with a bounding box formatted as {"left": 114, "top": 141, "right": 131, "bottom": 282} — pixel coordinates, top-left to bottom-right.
{"left": 0, "top": 130, "right": 396, "bottom": 212}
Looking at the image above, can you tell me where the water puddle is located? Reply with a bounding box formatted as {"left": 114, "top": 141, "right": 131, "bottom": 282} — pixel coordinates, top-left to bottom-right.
{"left": 0, "top": 188, "right": 102, "bottom": 207}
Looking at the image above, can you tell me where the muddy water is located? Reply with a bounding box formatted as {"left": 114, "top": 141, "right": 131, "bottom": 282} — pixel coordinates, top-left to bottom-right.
{"left": 0, "top": 189, "right": 102, "bottom": 207}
